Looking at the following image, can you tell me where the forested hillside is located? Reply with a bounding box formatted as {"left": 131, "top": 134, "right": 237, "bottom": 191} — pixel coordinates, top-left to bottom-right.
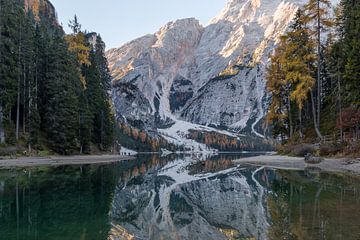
{"left": 267, "top": 0, "right": 360, "bottom": 156}
{"left": 0, "top": 0, "right": 114, "bottom": 155}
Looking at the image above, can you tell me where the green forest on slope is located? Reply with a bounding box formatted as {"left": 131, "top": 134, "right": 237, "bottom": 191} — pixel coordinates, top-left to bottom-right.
{"left": 267, "top": 0, "right": 360, "bottom": 156}
{"left": 0, "top": 0, "right": 114, "bottom": 155}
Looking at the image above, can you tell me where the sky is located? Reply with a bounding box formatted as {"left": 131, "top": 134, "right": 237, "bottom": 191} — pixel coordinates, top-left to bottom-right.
{"left": 50, "top": 0, "right": 228, "bottom": 50}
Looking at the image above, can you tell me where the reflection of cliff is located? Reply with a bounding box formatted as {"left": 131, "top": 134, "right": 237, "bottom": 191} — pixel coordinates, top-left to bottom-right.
{"left": 109, "top": 156, "right": 273, "bottom": 240}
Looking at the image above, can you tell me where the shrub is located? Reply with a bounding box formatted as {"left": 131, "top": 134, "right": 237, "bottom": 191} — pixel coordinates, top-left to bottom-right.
{"left": 282, "top": 144, "right": 317, "bottom": 157}
{"left": 319, "top": 143, "right": 343, "bottom": 156}
{"left": 0, "top": 146, "right": 25, "bottom": 157}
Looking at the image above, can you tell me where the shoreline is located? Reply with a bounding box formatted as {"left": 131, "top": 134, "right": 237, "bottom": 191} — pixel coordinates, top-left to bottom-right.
{"left": 0, "top": 155, "right": 136, "bottom": 168}
{"left": 2, "top": 153, "right": 360, "bottom": 177}
{"left": 233, "top": 155, "right": 360, "bottom": 176}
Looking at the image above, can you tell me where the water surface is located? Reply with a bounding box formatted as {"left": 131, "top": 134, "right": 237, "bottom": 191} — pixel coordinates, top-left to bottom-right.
{"left": 0, "top": 154, "right": 359, "bottom": 240}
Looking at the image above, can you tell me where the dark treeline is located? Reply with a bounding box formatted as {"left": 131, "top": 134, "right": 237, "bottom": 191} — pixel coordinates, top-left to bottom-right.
{"left": 0, "top": 0, "right": 114, "bottom": 154}
{"left": 267, "top": 0, "right": 360, "bottom": 151}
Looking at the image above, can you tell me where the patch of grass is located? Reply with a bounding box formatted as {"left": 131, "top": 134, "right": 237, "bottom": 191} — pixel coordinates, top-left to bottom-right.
{"left": 37, "top": 150, "right": 51, "bottom": 157}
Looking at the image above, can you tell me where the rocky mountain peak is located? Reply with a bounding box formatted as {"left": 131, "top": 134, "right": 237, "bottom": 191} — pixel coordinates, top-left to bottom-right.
{"left": 106, "top": 0, "right": 338, "bottom": 147}
{"left": 24, "top": 0, "right": 58, "bottom": 24}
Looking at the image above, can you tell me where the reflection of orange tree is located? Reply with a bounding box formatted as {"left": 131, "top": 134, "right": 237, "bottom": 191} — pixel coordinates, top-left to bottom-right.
{"left": 187, "top": 158, "right": 234, "bottom": 175}
{"left": 268, "top": 194, "right": 306, "bottom": 240}
{"left": 118, "top": 123, "right": 178, "bottom": 152}
{"left": 119, "top": 155, "right": 177, "bottom": 182}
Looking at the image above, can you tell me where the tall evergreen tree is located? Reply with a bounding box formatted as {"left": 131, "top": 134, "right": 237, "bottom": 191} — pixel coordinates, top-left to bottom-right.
{"left": 304, "top": 0, "right": 333, "bottom": 130}
{"left": 341, "top": 0, "right": 360, "bottom": 105}
{"left": 83, "top": 34, "right": 114, "bottom": 151}
{"left": 41, "top": 31, "right": 80, "bottom": 154}
{"left": 0, "top": 1, "right": 114, "bottom": 154}
{"left": 93, "top": 35, "right": 114, "bottom": 149}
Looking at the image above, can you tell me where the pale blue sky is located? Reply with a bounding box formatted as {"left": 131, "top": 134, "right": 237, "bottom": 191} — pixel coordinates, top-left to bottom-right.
{"left": 50, "top": 0, "right": 228, "bottom": 49}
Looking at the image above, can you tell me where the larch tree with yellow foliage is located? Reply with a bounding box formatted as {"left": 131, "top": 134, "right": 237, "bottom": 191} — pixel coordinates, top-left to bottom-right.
{"left": 267, "top": 10, "right": 319, "bottom": 141}
{"left": 65, "top": 15, "right": 91, "bottom": 88}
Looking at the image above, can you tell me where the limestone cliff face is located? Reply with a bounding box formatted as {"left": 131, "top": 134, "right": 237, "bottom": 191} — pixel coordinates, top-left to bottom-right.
{"left": 107, "top": 0, "right": 313, "bottom": 138}
{"left": 24, "top": 0, "right": 58, "bottom": 25}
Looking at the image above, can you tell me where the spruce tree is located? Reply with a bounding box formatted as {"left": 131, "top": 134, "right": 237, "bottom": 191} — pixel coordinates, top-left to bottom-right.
{"left": 0, "top": 0, "right": 21, "bottom": 143}
{"left": 342, "top": 0, "right": 360, "bottom": 105}
{"left": 42, "top": 30, "right": 79, "bottom": 154}
{"left": 93, "top": 35, "right": 114, "bottom": 150}
{"left": 83, "top": 34, "right": 114, "bottom": 151}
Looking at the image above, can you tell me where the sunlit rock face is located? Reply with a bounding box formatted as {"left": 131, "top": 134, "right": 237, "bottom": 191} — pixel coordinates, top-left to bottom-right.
{"left": 107, "top": 0, "right": 312, "bottom": 134}
{"left": 24, "top": 0, "right": 58, "bottom": 24}
{"left": 109, "top": 157, "right": 273, "bottom": 240}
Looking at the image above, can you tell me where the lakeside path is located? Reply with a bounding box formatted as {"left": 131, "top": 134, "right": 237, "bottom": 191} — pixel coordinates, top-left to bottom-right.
{"left": 233, "top": 155, "right": 360, "bottom": 176}
{"left": 0, "top": 155, "right": 136, "bottom": 168}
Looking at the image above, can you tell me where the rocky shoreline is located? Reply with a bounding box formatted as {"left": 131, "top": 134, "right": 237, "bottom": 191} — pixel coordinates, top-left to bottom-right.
{"left": 233, "top": 154, "right": 360, "bottom": 176}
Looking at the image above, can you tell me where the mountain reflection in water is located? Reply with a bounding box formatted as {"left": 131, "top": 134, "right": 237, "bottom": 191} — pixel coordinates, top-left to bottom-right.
{"left": 0, "top": 154, "right": 359, "bottom": 240}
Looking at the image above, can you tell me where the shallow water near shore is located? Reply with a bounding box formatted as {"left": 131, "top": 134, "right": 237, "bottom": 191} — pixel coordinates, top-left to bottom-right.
{"left": 0, "top": 153, "right": 359, "bottom": 240}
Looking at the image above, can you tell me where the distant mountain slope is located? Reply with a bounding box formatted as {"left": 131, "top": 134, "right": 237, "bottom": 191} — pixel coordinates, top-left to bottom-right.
{"left": 107, "top": 0, "right": 310, "bottom": 137}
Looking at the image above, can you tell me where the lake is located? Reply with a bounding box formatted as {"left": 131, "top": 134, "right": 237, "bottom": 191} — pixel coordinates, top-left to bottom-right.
{"left": 0, "top": 154, "right": 360, "bottom": 240}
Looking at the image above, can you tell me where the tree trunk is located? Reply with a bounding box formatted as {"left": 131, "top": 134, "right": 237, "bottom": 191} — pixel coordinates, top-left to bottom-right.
{"left": 16, "top": 74, "right": 20, "bottom": 141}
{"left": 28, "top": 74, "right": 31, "bottom": 153}
{"left": 79, "top": 114, "right": 82, "bottom": 154}
{"left": 288, "top": 96, "right": 293, "bottom": 138}
{"left": 299, "top": 108, "right": 303, "bottom": 139}
{"left": 0, "top": 2, "right": 4, "bottom": 144}
{"left": 22, "top": 64, "right": 26, "bottom": 134}
{"left": 100, "top": 110, "right": 104, "bottom": 150}
{"left": 311, "top": 91, "right": 323, "bottom": 140}
{"left": 16, "top": 18, "right": 22, "bottom": 141}
{"left": 337, "top": 63, "right": 343, "bottom": 141}
{"left": 316, "top": 0, "right": 322, "bottom": 128}
{"left": 0, "top": 105, "right": 5, "bottom": 143}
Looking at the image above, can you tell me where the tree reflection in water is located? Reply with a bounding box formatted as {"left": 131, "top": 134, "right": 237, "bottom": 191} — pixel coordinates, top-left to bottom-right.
{"left": 0, "top": 154, "right": 359, "bottom": 240}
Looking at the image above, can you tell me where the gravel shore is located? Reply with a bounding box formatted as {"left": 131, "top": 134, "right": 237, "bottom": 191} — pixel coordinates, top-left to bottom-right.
{"left": 233, "top": 154, "right": 360, "bottom": 176}
{"left": 0, "top": 155, "right": 135, "bottom": 168}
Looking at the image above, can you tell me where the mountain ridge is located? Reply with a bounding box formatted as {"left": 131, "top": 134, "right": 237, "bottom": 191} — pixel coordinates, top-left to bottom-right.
{"left": 106, "top": 0, "right": 337, "bottom": 149}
